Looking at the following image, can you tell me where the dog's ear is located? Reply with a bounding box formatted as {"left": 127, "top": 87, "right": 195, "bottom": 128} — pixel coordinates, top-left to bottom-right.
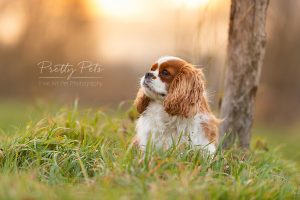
{"left": 163, "top": 66, "right": 207, "bottom": 118}
{"left": 134, "top": 88, "right": 151, "bottom": 114}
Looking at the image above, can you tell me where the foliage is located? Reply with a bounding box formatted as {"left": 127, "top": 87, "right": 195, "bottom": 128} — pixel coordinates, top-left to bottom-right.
{"left": 0, "top": 103, "right": 299, "bottom": 200}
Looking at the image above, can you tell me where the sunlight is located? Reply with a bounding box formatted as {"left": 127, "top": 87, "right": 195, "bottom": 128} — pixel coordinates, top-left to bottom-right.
{"left": 0, "top": 7, "right": 26, "bottom": 46}
{"left": 89, "top": 0, "right": 211, "bottom": 18}
{"left": 90, "top": 0, "right": 140, "bottom": 18}
{"left": 175, "top": 0, "right": 211, "bottom": 8}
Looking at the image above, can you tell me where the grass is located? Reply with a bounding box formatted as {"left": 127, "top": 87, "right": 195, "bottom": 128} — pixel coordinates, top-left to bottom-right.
{"left": 0, "top": 101, "right": 299, "bottom": 199}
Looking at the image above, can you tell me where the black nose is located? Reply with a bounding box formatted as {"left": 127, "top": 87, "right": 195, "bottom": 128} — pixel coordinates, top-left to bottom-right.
{"left": 145, "top": 72, "right": 154, "bottom": 79}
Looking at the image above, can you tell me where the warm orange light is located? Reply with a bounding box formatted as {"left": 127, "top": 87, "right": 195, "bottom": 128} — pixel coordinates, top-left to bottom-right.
{"left": 175, "top": 0, "right": 211, "bottom": 8}
{"left": 90, "top": 0, "right": 140, "bottom": 18}
{"left": 89, "top": 0, "right": 211, "bottom": 18}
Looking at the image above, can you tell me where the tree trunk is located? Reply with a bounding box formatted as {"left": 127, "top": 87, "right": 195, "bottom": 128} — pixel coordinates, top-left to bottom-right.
{"left": 220, "top": 0, "right": 269, "bottom": 148}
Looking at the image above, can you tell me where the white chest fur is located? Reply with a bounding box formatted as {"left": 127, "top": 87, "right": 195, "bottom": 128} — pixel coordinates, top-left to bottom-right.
{"left": 136, "top": 102, "right": 215, "bottom": 153}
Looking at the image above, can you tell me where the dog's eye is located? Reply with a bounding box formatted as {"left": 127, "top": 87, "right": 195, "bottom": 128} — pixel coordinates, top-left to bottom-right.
{"left": 161, "top": 69, "right": 170, "bottom": 76}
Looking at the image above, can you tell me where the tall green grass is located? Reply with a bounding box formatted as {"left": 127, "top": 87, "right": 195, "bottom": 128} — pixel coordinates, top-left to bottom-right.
{"left": 0, "top": 102, "right": 299, "bottom": 199}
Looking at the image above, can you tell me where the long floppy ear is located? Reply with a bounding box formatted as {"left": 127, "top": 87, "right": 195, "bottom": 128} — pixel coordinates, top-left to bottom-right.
{"left": 134, "top": 88, "right": 151, "bottom": 114}
{"left": 163, "top": 66, "right": 207, "bottom": 118}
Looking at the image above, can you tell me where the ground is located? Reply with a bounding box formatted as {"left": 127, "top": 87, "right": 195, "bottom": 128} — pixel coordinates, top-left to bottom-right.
{"left": 0, "top": 100, "right": 299, "bottom": 200}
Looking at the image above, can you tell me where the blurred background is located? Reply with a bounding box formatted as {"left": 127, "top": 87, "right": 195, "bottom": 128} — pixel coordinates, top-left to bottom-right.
{"left": 0, "top": 0, "right": 299, "bottom": 158}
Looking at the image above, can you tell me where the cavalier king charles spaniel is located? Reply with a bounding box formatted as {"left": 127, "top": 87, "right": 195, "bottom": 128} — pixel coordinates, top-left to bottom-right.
{"left": 134, "top": 56, "right": 219, "bottom": 153}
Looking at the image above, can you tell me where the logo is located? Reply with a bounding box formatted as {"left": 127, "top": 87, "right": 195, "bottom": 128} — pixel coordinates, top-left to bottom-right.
{"left": 37, "top": 60, "right": 103, "bottom": 87}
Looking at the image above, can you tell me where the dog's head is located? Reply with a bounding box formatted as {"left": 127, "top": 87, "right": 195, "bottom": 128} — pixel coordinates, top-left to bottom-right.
{"left": 138, "top": 56, "right": 208, "bottom": 118}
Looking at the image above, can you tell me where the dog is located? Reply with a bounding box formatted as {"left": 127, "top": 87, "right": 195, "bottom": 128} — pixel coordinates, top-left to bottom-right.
{"left": 134, "top": 56, "right": 219, "bottom": 153}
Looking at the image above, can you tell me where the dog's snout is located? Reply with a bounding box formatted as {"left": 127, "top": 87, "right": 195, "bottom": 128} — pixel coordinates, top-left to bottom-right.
{"left": 145, "top": 72, "right": 154, "bottom": 79}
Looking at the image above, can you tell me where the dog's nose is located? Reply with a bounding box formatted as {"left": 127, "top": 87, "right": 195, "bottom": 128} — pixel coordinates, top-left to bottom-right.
{"left": 145, "top": 72, "right": 154, "bottom": 79}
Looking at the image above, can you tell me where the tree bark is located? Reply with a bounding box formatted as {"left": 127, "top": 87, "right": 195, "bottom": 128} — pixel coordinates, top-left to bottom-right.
{"left": 220, "top": 0, "right": 269, "bottom": 148}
